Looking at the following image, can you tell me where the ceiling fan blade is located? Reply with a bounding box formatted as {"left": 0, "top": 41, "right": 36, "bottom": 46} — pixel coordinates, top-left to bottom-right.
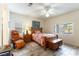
{"left": 28, "top": 3, "right": 33, "bottom": 6}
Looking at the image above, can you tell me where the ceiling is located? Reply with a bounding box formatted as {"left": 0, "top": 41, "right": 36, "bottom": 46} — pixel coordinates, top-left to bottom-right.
{"left": 8, "top": 3, "right": 79, "bottom": 19}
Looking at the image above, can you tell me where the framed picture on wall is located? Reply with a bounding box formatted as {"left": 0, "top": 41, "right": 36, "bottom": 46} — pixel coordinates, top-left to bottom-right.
{"left": 32, "top": 21, "right": 40, "bottom": 28}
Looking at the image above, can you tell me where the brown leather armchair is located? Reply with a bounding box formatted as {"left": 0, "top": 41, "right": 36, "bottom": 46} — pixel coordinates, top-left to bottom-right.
{"left": 11, "top": 30, "right": 26, "bottom": 49}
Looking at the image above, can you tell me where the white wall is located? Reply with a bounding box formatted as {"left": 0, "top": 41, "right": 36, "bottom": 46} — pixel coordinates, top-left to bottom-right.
{"left": 44, "top": 10, "right": 79, "bottom": 47}
{"left": 9, "top": 12, "right": 44, "bottom": 33}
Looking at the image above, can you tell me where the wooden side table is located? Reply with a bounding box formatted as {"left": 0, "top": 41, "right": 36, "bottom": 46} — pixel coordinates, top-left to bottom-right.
{"left": 23, "top": 34, "right": 32, "bottom": 43}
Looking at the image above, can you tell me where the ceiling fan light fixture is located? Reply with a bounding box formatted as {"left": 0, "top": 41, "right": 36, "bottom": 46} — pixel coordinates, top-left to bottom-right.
{"left": 46, "top": 13, "right": 49, "bottom": 17}
{"left": 41, "top": 7, "right": 55, "bottom": 17}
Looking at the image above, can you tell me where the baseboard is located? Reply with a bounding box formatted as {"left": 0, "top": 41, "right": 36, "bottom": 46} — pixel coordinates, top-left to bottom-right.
{"left": 63, "top": 42, "right": 79, "bottom": 48}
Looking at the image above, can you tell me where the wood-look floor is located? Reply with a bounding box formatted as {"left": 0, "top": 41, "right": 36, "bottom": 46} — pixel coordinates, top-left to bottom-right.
{"left": 12, "top": 42, "right": 79, "bottom": 56}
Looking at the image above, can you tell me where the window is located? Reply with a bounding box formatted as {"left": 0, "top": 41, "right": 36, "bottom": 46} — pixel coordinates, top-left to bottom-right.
{"left": 15, "top": 23, "right": 23, "bottom": 34}
{"left": 54, "top": 24, "right": 60, "bottom": 33}
{"left": 54, "top": 23, "right": 73, "bottom": 34}
{"left": 62, "top": 23, "right": 73, "bottom": 34}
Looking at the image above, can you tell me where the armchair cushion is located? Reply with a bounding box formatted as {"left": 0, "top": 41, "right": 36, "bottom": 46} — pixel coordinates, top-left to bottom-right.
{"left": 15, "top": 39, "right": 26, "bottom": 49}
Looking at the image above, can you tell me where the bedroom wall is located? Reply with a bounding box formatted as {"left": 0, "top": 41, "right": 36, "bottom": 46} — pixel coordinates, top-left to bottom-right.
{"left": 44, "top": 10, "right": 79, "bottom": 47}
{"left": 9, "top": 12, "right": 44, "bottom": 33}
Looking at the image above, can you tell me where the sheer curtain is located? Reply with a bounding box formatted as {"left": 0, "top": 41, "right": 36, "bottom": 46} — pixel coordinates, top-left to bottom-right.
{"left": 0, "top": 4, "right": 9, "bottom": 48}
{"left": 2, "top": 4, "right": 9, "bottom": 46}
{"left": 0, "top": 5, "right": 3, "bottom": 47}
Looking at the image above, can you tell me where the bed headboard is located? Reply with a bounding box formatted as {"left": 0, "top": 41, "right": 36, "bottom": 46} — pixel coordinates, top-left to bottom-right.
{"left": 31, "top": 27, "right": 42, "bottom": 34}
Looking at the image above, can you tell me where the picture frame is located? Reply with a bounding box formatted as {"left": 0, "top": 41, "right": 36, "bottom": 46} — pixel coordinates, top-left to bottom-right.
{"left": 32, "top": 21, "right": 40, "bottom": 28}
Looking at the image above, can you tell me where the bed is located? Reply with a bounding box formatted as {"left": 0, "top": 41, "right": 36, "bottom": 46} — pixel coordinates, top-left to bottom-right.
{"left": 31, "top": 27, "right": 59, "bottom": 48}
{"left": 32, "top": 32, "right": 58, "bottom": 47}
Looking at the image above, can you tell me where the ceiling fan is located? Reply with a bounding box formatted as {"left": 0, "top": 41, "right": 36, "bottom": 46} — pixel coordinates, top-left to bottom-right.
{"left": 28, "top": 3, "right": 33, "bottom": 7}
{"left": 40, "top": 4, "right": 62, "bottom": 17}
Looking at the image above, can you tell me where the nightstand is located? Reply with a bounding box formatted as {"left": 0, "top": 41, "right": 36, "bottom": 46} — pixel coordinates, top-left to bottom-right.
{"left": 23, "top": 34, "right": 32, "bottom": 43}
